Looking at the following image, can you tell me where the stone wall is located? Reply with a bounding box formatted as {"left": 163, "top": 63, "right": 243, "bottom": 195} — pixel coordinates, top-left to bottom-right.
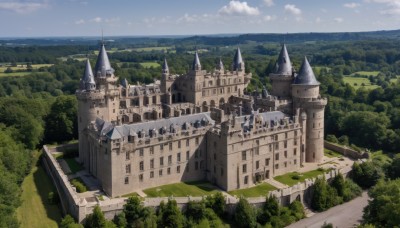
{"left": 324, "top": 141, "right": 369, "bottom": 160}
{"left": 42, "top": 143, "right": 353, "bottom": 223}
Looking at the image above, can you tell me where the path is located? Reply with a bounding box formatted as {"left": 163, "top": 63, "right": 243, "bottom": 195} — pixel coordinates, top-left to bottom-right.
{"left": 286, "top": 192, "right": 369, "bottom": 228}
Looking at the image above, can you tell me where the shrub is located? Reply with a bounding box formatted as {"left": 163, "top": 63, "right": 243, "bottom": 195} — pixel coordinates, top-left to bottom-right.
{"left": 71, "top": 178, "right": 87, "bottom": 193}
{"left": 326, "top": 134, "right": 339, "bottom": 143}
{"left": 291, "top": 173, "right": 301, "bottom": 180}
{"left": 48, "top": 191, "right": 60, "bottom": 204}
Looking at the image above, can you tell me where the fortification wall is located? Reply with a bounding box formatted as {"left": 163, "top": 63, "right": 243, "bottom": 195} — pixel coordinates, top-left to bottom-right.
{"left": 324, "top": 141, "right": 369, "bottom": 160}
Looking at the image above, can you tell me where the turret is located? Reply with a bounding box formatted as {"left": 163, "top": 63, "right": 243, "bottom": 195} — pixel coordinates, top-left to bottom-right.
{"left": 269, "top": 44, "right": 294, "bottom": 98}
{"left": 292, "top": 57, "right": 327, "bottom": 163}
{"left": 192, "top": 51, "right": 201, "bottom": 71}
{"left": 81, "top": 59, "right": 96, "bottom": 91}
{"left": 162, "top": 58, "right": 169, "bottom": 75}
{"left": 161, "top": 58, "right": 172, "bottom": 103}
{"left": 232, "top": 47, "right": 244, "bottom": 72}
{"left": 216, "top": 58, "right": 224, "bottom": 72}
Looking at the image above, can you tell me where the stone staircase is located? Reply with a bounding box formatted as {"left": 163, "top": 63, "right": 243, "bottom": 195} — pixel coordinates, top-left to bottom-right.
{"left": 265, "top": 178, "right": 289, "bottom": 189}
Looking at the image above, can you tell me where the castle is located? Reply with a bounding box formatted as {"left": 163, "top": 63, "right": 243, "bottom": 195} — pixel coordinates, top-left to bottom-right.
{"left": 76, "top": 44, "right": 327, "bottom": 197}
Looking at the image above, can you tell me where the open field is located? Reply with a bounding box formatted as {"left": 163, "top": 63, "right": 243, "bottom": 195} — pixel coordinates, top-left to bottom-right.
{"left": 0, "top": 72, "right": 32, "bottom": 77}
{"left": 228, "top": 183, "right": 277, "bottom": 197}
{"left": 351, "top": 71, "right": 380, "bottom": 76}
{"left": 140, "top": 62, "right": 161, "bottom": 68}
{"left": 274, "top": 169, "right": 326, "bottom": 187}
{"left": 17, "top": 162, "right": 61, "bottom": 228}
{"left": 143, "top": 181, "right": 219, "bottom": 197}
{"left": 134, "top": 46, "right": 174, "bottom": 52}
{"left": 0, "top": 64, "right": 53, "bottom": 72}
{"left": 343, "top": 76, "right": 380, "bottom": 90}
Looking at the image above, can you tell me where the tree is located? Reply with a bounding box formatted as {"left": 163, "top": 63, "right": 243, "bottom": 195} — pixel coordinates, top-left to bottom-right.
{"left": 331, "top": 173, "right": 346, "bottom": 197}
{"left": 84, "top": 205, "right": 116, "bottom": 228}
{"left": 44, "top": 95, "right": 78, "bottom": 143}
{"left": 123, "top": 196, "right": 144, "bottom": 225}
{"left": 311, "top": 177, "right": 329, "bottom": 211}
{"left": 363, "top": 180, "right": 400, "bottom": 227}
{"left": 112, "top": 212, "right": 127, "bottom": 228}
{"left": 4, "top": 67, "right": 13, "bottom": 73}
{"left": 257, "top": 195, "right": 280, "bottom": 225}
{"left": 388, "top": 153, "right": 400, "bottom": 179}
{"left": 204, "top": 192, "right": 225, "bottom": 216}
{"left": 352, "top": 162, "right": 384, "bottom": 189}
{"left": 288, "top": 200, "right": 305, "bottom": 221}
{"left": 158, "top": 199, "right": 184, "bottom": 228}
{"left": 185, "top": 201, "right": 206, "bottom": 223}
{"left": 61, "top": 215, "right": 83, "bottom": 228}
{"left": 234, "top": 198, "right": 257, "bottom": 228}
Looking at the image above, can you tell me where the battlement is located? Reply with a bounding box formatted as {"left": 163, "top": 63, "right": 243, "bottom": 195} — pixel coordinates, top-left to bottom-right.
{"left": 76, "top": 90, "right": 104, "bottom": 101}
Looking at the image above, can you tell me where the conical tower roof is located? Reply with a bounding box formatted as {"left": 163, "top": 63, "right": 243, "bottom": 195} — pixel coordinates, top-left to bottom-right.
{"left": 216, "top": 58, "right": 224, "bottom": 71}
{"left": 275, "top": 44, "right": 292, "bottom": 75}
{"left": 82, "top": 59, "right": 96, "bottom": 90}
{"left": 233, "top": 47, "right": 243, "bottom": 70}
{"left": 162, "top": 58, "right": 169, "bottom": 71}
{"left": 293, "top": 57, "right": 320, "bottom": 85}
{"left": 121, "top": 78, "right": 129, "bottom": 88}
{"left": 192, "top": 51, "right": 201, "bottom": 70}
{"left": 94, "top": 44, "right": 114, "bottom": 76}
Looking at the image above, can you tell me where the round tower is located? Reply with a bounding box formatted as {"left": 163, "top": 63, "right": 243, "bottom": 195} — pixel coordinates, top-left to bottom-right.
{"left": 292, "top": 57, "right": 327, "bottom": 163}
{"left": 269, "top": 44, "right": 294, "bottom": 98}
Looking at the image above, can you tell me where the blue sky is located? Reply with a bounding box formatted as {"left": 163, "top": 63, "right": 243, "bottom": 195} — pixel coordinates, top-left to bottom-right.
{"left": 0, "top": 0, "right": 399, "bottom": 37}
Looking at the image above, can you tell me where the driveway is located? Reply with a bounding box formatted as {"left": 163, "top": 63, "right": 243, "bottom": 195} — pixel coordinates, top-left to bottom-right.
{"left": 286, "top": 192, "right": 369, "bottom": 228}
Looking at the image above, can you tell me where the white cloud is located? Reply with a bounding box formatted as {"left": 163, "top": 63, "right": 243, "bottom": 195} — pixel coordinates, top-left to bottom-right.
{"left": 284, "top": 4, "right": 302, "bottom": 15}
{"left": 334, "top": 17, "right": 344, "bottom": 23}
{"left": 218, "top": 1, "right": 260, "bottom": 16}
{"left": 75, "top": 19, "right": 85, "bottom": 25}
{"left": 367, "top": 0, "right": 400, "bottom": 16}
{"left": 315, "top": 17, "right": 322, "bottom": 23}
{"left": 343, "top": 2, "right": 360, "bottom": 8}
{"left": 263, "top": 0, "right": 274, "bottom": 7}
{"left": 90, "top": 17, "right": 102, "bottom": 23}
{"left": 0, "top": 1, "right": 48, "bottom": 13}
{"left": 264, "top": 15, "right": 276, "bottom": 21}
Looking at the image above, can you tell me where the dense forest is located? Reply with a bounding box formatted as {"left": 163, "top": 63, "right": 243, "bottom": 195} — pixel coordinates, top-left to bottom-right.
{"left": 2, "top": 33, "right": 400, "bottom": 226}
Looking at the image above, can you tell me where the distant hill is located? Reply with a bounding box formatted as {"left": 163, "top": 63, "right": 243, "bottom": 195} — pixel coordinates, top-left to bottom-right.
{"left": 1, "top": 30, "right": 400, "bottom": 46}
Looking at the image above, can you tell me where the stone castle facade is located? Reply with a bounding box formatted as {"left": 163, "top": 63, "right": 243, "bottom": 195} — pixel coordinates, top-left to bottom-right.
{"left": 76, "top": 44, "right": 327, "bottom": 197}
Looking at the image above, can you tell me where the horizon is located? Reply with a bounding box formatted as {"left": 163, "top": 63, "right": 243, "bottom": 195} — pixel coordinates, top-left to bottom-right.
{"left": 1, "top": 0, "right": 399, "bottom": 37}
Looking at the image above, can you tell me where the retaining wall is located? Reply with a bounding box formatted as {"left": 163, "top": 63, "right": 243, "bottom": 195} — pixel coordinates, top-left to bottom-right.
{"left": 324, "top": 141, "right": 369, "bottom": 160}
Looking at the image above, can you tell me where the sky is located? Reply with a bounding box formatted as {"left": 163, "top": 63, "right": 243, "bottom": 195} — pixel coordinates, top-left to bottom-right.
{"left": 0, "top": 0, "right": 399, "bottom": 37}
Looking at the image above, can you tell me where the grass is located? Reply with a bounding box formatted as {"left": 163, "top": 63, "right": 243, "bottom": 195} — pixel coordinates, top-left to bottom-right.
{"left": 17, "top": 158, "right": 62, "bottom": 228}
{"left": 0, "top": 72, "right": 32, "bottom": 77}
{"left": 371, "top": 150, "right": 392, "bottom": 166}
{"left": 140, "top": 62, "right": 161, "bottom": 68}
{"left": 228, "top": 183, "right": 277, "bottom": 197}
{"left": 343, "top": 76, "right": 380, "bottom": 90}
{"left": 134, "top": 46, "right": 173, "bottom": 52}
{"left": 274, "top": 169, "right": 327, "bottom": 187}
{"left": 324, "top": 148, "right": 342, "bottom": 158}
{"left": 122, "top": 192, "right": 141, "bottom": 198}
{"left": 64, "top": 158, "right": 83, "bottom": 174}
{"left": 351, "top": 71, "right": 380, "bottom": 76}
{"left": 143, "top": 181, "right": 219, "bottom": 197}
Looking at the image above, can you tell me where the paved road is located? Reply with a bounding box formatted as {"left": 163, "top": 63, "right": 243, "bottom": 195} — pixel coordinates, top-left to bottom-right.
{"left": 286, "top": 192, "right": 369, "bottom": 228}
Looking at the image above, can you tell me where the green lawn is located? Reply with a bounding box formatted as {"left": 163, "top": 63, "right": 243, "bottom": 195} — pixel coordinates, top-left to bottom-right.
{"left": 228, "top": 183, "right": 277, "bottom": 197}
{"left": 324, "top": 148, "right": 342, "bottom": 158}
{"left": 343, "top": 76, "right": 380, "bottom": 90}
{"left": 134, "top": 46, "right": 173, "bottom": 52}
{"left": 17, "top": 163, "right": 62, "bottom": 228}
{"left": 64, "top": 158, "right": 83, "bottom": 174}
{"left": 143, "top": 181, "right": 219, "bottom": 197}
{"left": 274, "top": 169, "right": 326, "bottom": 187}
{"left": 0, "top": 72, "right": 32, "bottom": 77}
{"left": 351, "top": 71, "right": 380, "bottom": 76}
{"left": 140, "top": 62, "right": 161, "bottom": 68}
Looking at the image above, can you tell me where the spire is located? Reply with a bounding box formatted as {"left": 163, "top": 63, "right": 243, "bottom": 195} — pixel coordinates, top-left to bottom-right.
{"left": 162, "top": 58, "right": 169, "bottom": 74}
{"left": 82, "top": 59, "right": 96, "bottom": 91}
{"left": 232, "top": 47, "right": 244, "bottom": 71}
{"left": 216, "top": 58, "right": 224, "bottom": 71}
{"left": 192, "top": 51, "right": 201, "bottom": 71}
{"left": 121, "top": 78, "right": 129, "bottom": 88}
{"left": 262, "top": 86, "right": 269, "bottom": 98}
{"left": 94, "top": 43, "right": 114, "bottom": 77}
{"left": 293, "top": 57, "right": 320, "bottom": 85}
{"left": 275, "top": 44, "right": 292, "bottom": 75}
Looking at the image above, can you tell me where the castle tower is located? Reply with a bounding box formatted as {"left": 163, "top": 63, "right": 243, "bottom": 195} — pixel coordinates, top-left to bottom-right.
{"left": 76, "top": 59, "right": 103, "bottom": 165}
{"left": 292, "top": 57, "right": 327, "bottom": 163}
{"left": 189, "top": 51, "right": 205, "bottom": 105}
{"left": 161, "top": 58, "right": 172, "bottom": 104}
{"left": 269, "top": 44, "right": 294, "bottom": 98}
{"left": 216, "top": 58, "right": 224, "bottom": 72}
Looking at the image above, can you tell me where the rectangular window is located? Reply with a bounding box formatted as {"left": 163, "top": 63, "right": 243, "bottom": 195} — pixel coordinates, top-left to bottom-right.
{"left": 186, "top": 151, "right": 189, "bottom": 160}
{"left": 269, "top": 144, "right": 272, "bottom": 152}
{"left": 167, "top": 167, "right": 171, "bottom": 175}
{"left": 159, "top": 169, "right": 163, "bottom": 176}
{"left": 200, "top": 161, "right": 204, "bottom": 169}
{"left": 256, "top": 161, "right": 259, "bottom": 169}
{"left": 160, "top": 157, "right": 164, "bottom": 166}
{"left": 168, "top": 155, "right": 172, "bottom": 164}
{"left": 243, "top": 164, "right": 247, "bottom": 173}
{"left": 284, "top": 141, "right": 287, "bottom": 149}
{"left": 285, "top": 133, "right": 288, "bottom": 139}
{"left": 275, "top": 164, "right": 279, "bottom": 169}
{"left": 126, "top": 152, "right": 130, "bottom": 160}
{"left": 124, "top": 177, "right": 129, "bottom": 184}
{"left": 126, "top": 164, "right": 131, "bottom": 174}
{"left": 294, "top": 159, "right": 297, "bottom": 165}
{"left": 284, "top": 162, "right": 287, "bottom": 168}
{"left": 275, "top": 143, "right": 279, "bottom": 150}
{"left": 242, "top": 151, "right": 246, "bottom": 160}
{"left": 150, "top": 146, "right": 154, "bottom": 155}
{"left": 150, "top": 159, "right": 154, "bottom": 169}
{"left": 284, "top": 151, "right": 287, "bottom": 158}
{"left": 196, "top": 137, "right": 199, "bottom": 145}
{"left": 244, "top": 176, "right": 248, "bottom": 184}
{"left": 139, "top": 174, "right": 143, "bottom": 182}
{"left": 275, "top": 153, "right": 279, "bottom": 160}
{"left": 150, "top": 171, "right": 154, "bottom": 178}
{"left": 160, "top": 144, "right": 164, "bottom": 151}
{"left": 186, "top": 139, "right": 189, "bottom": 147}
{"left": 214, "top": 153, "right": 217, "bottom": 160}
{"left": 169, "top": 142, "right": 172, "bottom": 150}
{"left": 139, "top": 148, "right": 144, "bottom": 157}
{"left": 265, "top": 158, "right": 270, "bottom": 166}
{"left": 140, "top": 161, "right": 144, "bottom": 171}
{"left": 177, "top": 153, "right": 181, "bottom": 162}
{"left": 294, "top": 140, "right": 297, "bottom": 146}
{"left": 177, "top": 165, "right": 181, "bottom": 173}
{"left": 195, "top": 150, "right": 199, "bottom": 158}
{"left": 294, "top": 148, "right": 297, "bottom": 156}
{"left": 178, "top": 140, "right": 181, "bottom": 148}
